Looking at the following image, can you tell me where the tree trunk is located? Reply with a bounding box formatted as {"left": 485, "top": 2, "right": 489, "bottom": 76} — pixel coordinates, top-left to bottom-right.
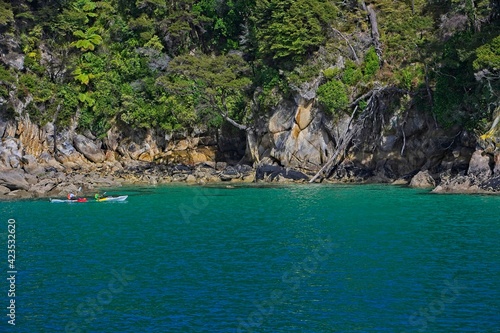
{"left": 362, "top": 1, "right": 383, "bottom": 63}
{"left": 221, "top": 113, "right": 259, "bottom": 163}
{"left": 245, "top": 129, "right": 260, "bottom": 163}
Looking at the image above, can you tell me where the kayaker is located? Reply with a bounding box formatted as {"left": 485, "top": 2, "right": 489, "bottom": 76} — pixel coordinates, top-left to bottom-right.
{"left": 95, "top": 193, "right": 100, "bottom": 200}
{"left": 68, "top": 193, "right": 76, "bottom": 200}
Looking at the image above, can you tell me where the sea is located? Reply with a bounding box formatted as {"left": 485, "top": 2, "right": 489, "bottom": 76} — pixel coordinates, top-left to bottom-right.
{"left": 0, "top": 183, "right": 499, "bottom": 333}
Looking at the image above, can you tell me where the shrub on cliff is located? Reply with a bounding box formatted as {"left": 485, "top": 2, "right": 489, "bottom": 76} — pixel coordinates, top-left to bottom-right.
{"left": 317, "top": 79, "right": 349, "bottom": 115}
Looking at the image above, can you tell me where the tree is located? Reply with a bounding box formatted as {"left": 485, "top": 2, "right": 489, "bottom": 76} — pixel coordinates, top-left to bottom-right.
{"left": 157, "top": 52, "right": 260, "bottom": 161}
{"left": 0, "top": 0, "right": 14, "bottom": 26}
{"left": 254, "top": 0, "right": 337, "bottom": 67}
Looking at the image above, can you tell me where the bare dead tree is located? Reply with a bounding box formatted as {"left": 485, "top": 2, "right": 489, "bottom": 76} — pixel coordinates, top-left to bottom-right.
{"left": 330, "top": 26, "right": 360, "bottom": 64}
{"left": 310, "top": 87, "right": 408, "bottom": 182}
{"left": 362, "top": 1, "right": 383, "bottom": 63}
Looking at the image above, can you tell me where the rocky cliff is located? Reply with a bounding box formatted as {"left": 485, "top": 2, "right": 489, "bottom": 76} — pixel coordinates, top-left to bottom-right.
{"left": 1, "top": 38, "right": 499, "bottom": 197}
{"left": 2, "top": 81, "right": 499, "bottom": 199}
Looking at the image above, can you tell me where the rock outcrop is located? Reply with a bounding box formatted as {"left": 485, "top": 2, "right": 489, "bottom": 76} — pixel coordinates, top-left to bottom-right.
{"left": 409, "top": 170, "right": 436, "bottom": 188}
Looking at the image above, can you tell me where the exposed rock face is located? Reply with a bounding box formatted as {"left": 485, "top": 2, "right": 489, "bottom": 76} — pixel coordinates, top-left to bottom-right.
{"left": 0, "top": 36, "right": 24, "bottom": 70}
{"left": 494, "top": 151, "right": 500, "bottom": 175}
{"left": 433, "top": 148, "right": 499, "bottom": 193}
{"left": 467, "top": 150, "right": 493, "bottom": 178}
{"left": 0, "top": 169, "right": 30, "bottom": 190}
{"left": 266, "top": 99, "right": 334, "bottom": 171}
{"left": 73, "top": 134, "right": 106, "bottom": 163}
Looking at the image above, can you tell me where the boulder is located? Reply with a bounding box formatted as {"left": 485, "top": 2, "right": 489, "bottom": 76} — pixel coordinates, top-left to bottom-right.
{"left": 0, "top": 138, "right": 23, "bottom": 167}
{"left": 55, "top": 138, "right": 87, "bottom": 165}
{"left": 22, "top": 154, "right": 45, "bottom": 175}
{"left": 0, "top": 169, "right": 30, "bottom": 190}
{"left": 186, "top": 174, "right": 197, "bottom": 183}
{"left": 8, "top": 155, "right": 21, "bottom": 168}
{"left": 30, "top": 179, "right": 57, "bottom": 195}
{"left": 432, "top": 176, "right": 482, "bottom": 194}
{"left": 255, "top": 165, "right": 309, "bottom": 182}
{"left": 0, "top": 185, "right": 10, "bottom": 195}
{"left": 467, "top": 150, "right": 492, "bottom": 178}
{"left": 219, "top": 166, "right": 241, "bottom": 181}
{"left": 409, "top": 170, "right": 436, "bottom": 188}
{"left": 7, "top": 190, "right": 32, "bottom": 199}
{"left": 494, "top": 151, "right": 500, "bottom": 175}
{"left": 73, "top": 134, "right": 105, "bottom": 163}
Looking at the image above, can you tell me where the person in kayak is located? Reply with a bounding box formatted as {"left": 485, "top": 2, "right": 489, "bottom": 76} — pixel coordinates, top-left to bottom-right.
{"left": 67, "top": 193, "right": 76, "bottom": 200}
{"left": 95, "top": 192, "right": 107, "bottom": 200}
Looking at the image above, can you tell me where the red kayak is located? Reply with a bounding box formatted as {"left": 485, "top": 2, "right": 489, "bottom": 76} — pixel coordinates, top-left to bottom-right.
{"left": 49, "top": 197, "right": 88, "bottom": 203}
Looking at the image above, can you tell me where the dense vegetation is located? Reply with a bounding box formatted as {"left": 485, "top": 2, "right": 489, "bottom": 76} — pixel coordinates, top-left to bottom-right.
{"left": 0, "top": 0, "right": 499, "bottom": 138}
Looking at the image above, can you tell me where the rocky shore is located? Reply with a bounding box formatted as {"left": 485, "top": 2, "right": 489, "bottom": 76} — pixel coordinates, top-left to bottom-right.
{"left": 0, "top": 156, "right": 314, "bottom": 200}
{"left": 1, "top": 91, "right": 499, "bottom": 199}
{"left": 2, "top": 144, "right": 499, "bottom": 201}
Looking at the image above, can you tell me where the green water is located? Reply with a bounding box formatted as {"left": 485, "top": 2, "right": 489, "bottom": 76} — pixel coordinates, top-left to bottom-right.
{"left": 1, "top": 184, "right": 499, "bottom": 332}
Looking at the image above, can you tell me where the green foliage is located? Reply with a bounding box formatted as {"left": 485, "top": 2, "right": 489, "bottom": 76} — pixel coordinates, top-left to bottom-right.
{"left": 159, "top": 52, "right": 252, "bottom": 127}
{"left": 377, "top": 0, "right": 434, "bottom": 64}
{"left": 317, "top": 79, "right": 349, "bottom": 115}
{"left": 0, "top": 65, "right": 14, "bottom": 100}
{"left": 363, "top": 47, "right": 379, "bottom": 78}
{"left": 0, "top": 65, "right": 14, "bottom": 84}
{"left": 0, "top": 0, "right": 14, "bottom": 26}
{"left": 253, "top": 65, "right": 287, "bottom": 110}
{"left": 71, "top": 27, "right": 103, "bottom": 51}
{"left": 287, "top": 62, "right": 323, "bottom": 87}
{"left": 72, "top": 67, "right": 95, "bottom": 85}
{"left": 323, "top": 67, "right": 341, "bottom": 80}
{"left": 255, "top": 0, "right": 337, "bottom": 66}
{"left": 396, "top": 64, "right": 425, "bottom": 90}
{"left": 144, "top": 35, "right": 164, "bottom": 51}
{"left": 342, "top": 60, "right": 362, "bottom": 85}
{"left": 2, "top": 0, "right": 499, "bottom": 138}
{"left": 473, "top": 35, "right": 500, "bottom": 74}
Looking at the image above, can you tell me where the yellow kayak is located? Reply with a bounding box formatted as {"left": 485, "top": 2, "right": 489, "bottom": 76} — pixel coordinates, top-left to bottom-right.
{"left": 96, "top": 195, "right": 128, "bottom": 202}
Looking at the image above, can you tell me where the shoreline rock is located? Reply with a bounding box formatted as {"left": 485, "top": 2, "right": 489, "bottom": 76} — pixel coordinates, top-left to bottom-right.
{"left": 1, "top": 155, "right": 499, "bottom": 201}
{"left": 1, "top": 111, "right": 499, "bottom": 199}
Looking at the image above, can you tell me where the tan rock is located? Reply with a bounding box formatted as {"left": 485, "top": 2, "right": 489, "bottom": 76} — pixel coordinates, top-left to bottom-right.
{"left": 467, "top": 150, "right": 492, "bottom": 178}
{"left": 268, "top": 102, "right": 295, "bottom": 133}
{"left": 409, "top": 170, "right": 436, "bottom": 188}
{"left": 189, "top": 151, "right": 208, "bottom": 164}
{"left": 294, "top": 99, "right": 314, "bottom": 130}
{"left": 138, "top": 152, "right": 153, "bottom": 162}
{"left": 0, "top": 185, "right": 10, "bottom": 195}
{"left": 0, "top": 169, "right": 30, "bottom": 190}
{"left": 186, "top": 174, "right": 197, "bottom": 183}
{"left": 291, "top": 124, "right": 301, "bottom": 139}
{"left": 73, "top": 134, "right": 106, "bottom": 163}
{"left": 105, "top": 150, "right": 118, "bottom": 162}
{"left": 175, "top": 140, "right": 189, "bottom": 151}
{"left": 7, "top": 189, "right": 33, "bottom": 199}
{"left": 494, "top": 151, "right": 500, "bottom": 175}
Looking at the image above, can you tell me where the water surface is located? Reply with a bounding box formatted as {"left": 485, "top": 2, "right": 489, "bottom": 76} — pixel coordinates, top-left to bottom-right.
{"left": 1, "top": 184, "right": 499, "bottom": 332}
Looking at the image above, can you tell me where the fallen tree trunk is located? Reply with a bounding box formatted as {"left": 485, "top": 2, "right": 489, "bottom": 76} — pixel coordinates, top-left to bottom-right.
{"left": 310, "top": 87, "right": 402, "bottom": 183}
{"left": 362, "top": 1, "right": 383, "bottom": 63}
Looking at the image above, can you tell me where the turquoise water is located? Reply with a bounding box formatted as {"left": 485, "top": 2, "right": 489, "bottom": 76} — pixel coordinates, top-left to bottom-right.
{"left": 1, "top": 184, "right": 499, "bottom": 332}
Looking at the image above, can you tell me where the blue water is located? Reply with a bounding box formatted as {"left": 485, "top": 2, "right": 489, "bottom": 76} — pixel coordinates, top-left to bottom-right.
{"left": 1, "top": 184, "right": 499, "bottom": 332}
